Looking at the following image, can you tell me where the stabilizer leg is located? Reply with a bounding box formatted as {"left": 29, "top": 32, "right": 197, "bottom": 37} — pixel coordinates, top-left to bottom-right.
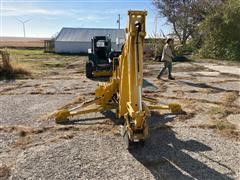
{"left": 148, "top": 103, "right": 183, "bottom": 114}
{"left": 54, "top": 97, "right": 113, "bottom": 124}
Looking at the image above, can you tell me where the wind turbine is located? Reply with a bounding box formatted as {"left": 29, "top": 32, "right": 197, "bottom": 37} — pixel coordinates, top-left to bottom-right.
{"left": 16, "top": 18, "right": 31, "bottom": 38}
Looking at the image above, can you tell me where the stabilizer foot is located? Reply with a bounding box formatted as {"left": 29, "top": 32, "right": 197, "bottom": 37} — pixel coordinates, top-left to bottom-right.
{"left": 121, "top": 125, "right": 145, "bottom": 150}
{"left": 55, "top": 109, "right": 70, "bottom": 124}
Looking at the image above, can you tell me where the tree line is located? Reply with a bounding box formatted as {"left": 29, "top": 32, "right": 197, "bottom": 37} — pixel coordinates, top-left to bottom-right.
{"left": 152, "top": 0, "right": 240, "bottom": 60}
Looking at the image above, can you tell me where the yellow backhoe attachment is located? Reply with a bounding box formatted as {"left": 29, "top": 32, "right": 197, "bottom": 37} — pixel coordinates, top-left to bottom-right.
{"left": 93, "top": 70, "right": 112, "bottom": 77}
{"left": 54, "top": 10, "right": 182, "bottom": 149}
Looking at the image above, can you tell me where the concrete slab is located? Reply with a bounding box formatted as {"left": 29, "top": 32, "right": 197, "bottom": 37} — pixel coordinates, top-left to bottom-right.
{"left": 195, "top": 71, "right": 220, "bottom": 76}
{"left": 195, "top": 77, "right": 238, "bottom": 83}
{"left": 174, "top": 63, "right": 196, "bottom": 68}
{"left": 227, "top": 114, "right": 240, "bottom": 129}
{"left": 233, "top": 97, "right": 240, "bottom": 107}
{"left": 212, "top": 81, "right": 240, "bottom": 91}
{"left": 194, "top": 63, "right": 240, "bottom": 75}
{"left": 172, "top": 72, "right": 192, "bottom": 78}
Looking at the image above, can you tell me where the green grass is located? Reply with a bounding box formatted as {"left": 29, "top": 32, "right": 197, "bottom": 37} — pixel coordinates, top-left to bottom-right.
{"left": 208, "top": 106, "right": 225, "bottom": 115}
{"left": 9, "top": 49, "right": 44, "bottom": 55}
{"left": 3, "top": 48, "right": 87, "bottom": 78}
{"left": 215, "top": 120, "right": 236, "bottom": 131}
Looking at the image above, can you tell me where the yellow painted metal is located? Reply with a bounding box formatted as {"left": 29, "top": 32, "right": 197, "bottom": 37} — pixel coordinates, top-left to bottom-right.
{"left": 142, "top": 96, "right": 158, "bottom": 103}
{"left": 148, "top": 103, "right": 182, "bottom": 114}
{"left": 54, "top": 10, "right": 182, "bottom": 144}
{"left": 55, "top": 109, "right": 71, "bottom": 124}
{"left": 93, "top": 70, "right": 112, "bottom": 77}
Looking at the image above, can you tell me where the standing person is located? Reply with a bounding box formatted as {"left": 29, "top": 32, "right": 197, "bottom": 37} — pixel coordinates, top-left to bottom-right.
{"left": 157, "top": 38, "right": 175, "bottom": 80}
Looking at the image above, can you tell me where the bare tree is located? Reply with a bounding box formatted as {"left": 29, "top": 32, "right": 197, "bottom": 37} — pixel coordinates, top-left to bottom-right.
{"left": 152, "top": 0, "right": 223, "bottom": 45}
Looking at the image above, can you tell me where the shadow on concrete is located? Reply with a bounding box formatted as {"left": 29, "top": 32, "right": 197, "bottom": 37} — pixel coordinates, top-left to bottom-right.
{"left": 60, "top": 116, "right": 107, "bottom": 125}
{"left": 143, "top": 79, "right": 159, "bottom": 92}
{"left": 60, "top": 108, "right": 234, "bottom": 179}
{"left": 179, "top": 80, "right": 226, "bottom": 93}
{"left": 129, "top": 114, "right": 233, "bottom": 180}
{"left": 61, "top": 110, "right": 123, "bottom": 125}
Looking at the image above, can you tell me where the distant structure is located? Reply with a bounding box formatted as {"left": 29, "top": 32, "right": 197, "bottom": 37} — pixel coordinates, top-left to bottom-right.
{"left": 117, "top": 14, "right": 121, "bottom": 29}
{"left": 54, "top": 27, "right": 125, "bottom": 54}
{"left": 16, "top": 18, "right": 31, "bottom": 38}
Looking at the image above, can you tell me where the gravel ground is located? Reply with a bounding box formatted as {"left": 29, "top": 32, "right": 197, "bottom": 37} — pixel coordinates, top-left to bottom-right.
{"left": 0, "top": 59, "right": 239, "bottom": 180}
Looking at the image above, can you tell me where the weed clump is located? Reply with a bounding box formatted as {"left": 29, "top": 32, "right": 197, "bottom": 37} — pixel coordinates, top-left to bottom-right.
{"left": 220, "top": 91, "right": 238, "bottom": 106}
{"left": 0, "top": 49, "right": 30, "bottom": 79}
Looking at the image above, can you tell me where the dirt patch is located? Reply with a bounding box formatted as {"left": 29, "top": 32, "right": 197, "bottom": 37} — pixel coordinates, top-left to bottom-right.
{"left": 0, "top": 123, "right": 119, "bottom": 153}
{"left": 175, "top": 112, "right": 195, "bottom": 121}
{"left": 220, "top": 91, "right": 239, "bottom": 106}
{"left": 60, "top": 96, "right": 85, "bottom": 109}
{"left": 192, "top": 119, "right": 239, "bottom": 140}
{"left": 13, "top": 136, "right": 33, "bottom": 149}
{"left": 0, "top": 165, "right": 11, "bottom": 180}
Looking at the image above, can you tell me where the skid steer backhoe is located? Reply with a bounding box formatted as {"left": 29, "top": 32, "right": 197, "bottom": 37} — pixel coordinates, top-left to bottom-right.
{"left": 54, "top": 10, "right": 182, "bottom": 149}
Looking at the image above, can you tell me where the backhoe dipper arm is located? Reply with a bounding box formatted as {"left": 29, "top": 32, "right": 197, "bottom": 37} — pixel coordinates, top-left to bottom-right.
{"left": 54, "top": 10, "right": 182, "bottom": 149}
{"left": 117, "top": 11, "right": 149, "bottom": 143}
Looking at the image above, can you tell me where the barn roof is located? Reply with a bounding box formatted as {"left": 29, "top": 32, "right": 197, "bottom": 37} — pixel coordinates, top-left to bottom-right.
{"left": 55, "top": 27, "right": 125, "bottom": 42}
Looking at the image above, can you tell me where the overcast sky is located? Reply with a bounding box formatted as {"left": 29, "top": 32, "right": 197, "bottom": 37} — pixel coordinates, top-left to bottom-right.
{"left": 0, "top": 0, "right": 171, "bottom": 38}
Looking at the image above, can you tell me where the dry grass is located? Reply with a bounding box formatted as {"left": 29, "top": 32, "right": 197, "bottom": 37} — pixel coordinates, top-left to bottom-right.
{"left": 214, "top": 120, "right": 236, "bottom": 130}
{"left": 208, "top": 105, "right": 240, "bottom": 120}
{"left": 220, "top": 91, "right": 238, "bottom": 106}
{"left": 0, "top": 37, "right": 47, "bottom": 48}
{"left": 0, "top": 52, "right": 31, "bottom": 79}
{"left": 61, "top": 96, "right": 85, "bottom": 109}
{"left": 192, "top": 119, "right": 239, "bottom": 140}
{"left": 0, "top": 124, "right": 116, "bottom": 136}
{"left": 197, "top": 119, "right": 236, "bottom": 131}
{"left": 208, "top": 106, "right": 226, "bottom": 116}
{"left": 1, "top": 123, "right": 118, "bottom": 149}
{"left": 1, "top": 49, "right": 86, "bottom": 79}
{"left": 58, "top": 133, "right": 75, "bottom": 140}
{"left": 12, "top": 64, "right": 31, "bottom": 76}
{"left": 14, "top": 136, "right": 33, "bottom": 148}
{"left": 0, "top": 165, "right": 11, "bottom": 180}
{"left": 0, "top": 125, "right": 46, "bottom": 135}
{"left": 176, "top": 112, "right": 195, "bottom": 121}
{"left": 39, "top": 96, "right": 86, "bottom": 121}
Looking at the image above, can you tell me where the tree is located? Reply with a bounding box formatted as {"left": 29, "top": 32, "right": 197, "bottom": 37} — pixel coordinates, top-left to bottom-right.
{"left": 199, "top": 0, "right": 240, "bottom": 60}
{"left": 152, "top": 0, "right": 223, "bottom": 45}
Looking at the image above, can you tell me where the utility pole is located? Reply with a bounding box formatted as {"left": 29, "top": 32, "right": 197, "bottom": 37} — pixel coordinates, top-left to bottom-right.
{"left": 154, "top": 15, "right": 159, "bottom": 38}
{"left": 16, "top": 18, "right": 31, "bottom": 38}
{"left": 117, "top": 14, "right": 120, "bottom": 29}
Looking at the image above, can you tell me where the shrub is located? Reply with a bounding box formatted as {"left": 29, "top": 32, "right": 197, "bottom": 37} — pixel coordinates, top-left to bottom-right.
{"left": 0, "top": 49, "right": 30, "bottom": 79}
{"left": 199, "top": 0, "right": 240, "bottom": 60}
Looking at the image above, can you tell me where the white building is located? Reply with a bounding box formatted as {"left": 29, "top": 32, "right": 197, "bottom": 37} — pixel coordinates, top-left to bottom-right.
{"left": 55, "top": 27, "right": 125, "bottom": 54}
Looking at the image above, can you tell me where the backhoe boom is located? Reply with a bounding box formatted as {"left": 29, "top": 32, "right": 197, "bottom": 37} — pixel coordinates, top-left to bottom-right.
{"left": 54, "top": 10, "right": 182, "bottom": 149}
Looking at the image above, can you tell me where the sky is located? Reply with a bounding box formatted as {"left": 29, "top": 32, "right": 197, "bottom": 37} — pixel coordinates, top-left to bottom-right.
{"left": 0, "top": 0, "right": 172, "bottom": 38}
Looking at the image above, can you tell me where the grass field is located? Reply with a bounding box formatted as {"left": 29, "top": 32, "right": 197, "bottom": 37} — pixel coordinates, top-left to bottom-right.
{"left": 5, "top": 49, "right": 87, "bottom": 78}
{"left": 0, "top": 37, "right": 49, "bottom": 48}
